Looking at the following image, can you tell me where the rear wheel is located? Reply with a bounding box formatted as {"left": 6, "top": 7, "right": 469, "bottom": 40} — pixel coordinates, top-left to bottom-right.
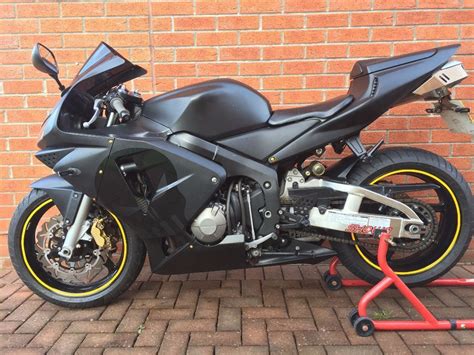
{"left": 331, "top": 147, "right": 473, "bottom": 286}
{"left": 9, "top": 189, "right": 146, "bottom": 308}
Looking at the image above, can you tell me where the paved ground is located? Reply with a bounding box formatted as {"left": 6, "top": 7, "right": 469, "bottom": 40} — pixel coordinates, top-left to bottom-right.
{"left": 0, "top": 263, "right": 473, "bottom": 355}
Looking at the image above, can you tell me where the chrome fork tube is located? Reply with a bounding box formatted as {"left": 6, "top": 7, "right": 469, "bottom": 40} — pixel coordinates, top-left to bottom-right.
{"left": 58, "top": 195, "right": 92, "bottom": 260}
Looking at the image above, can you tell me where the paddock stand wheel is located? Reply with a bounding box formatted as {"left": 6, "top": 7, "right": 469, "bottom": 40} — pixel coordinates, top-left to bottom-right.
{"left": 323, "top": 256, "right": 474, "bottom": 288}
{"left": 348, "top": 308, "right": 359, "bottom": 326}
{"left": 323, "top": 270, "right": 342, "bottom": 290}
{"left": 350, "top": 232, "right": 474, "bottom": 335}
{"left": 353, "top": 317, "right": 375, "bottom": 337}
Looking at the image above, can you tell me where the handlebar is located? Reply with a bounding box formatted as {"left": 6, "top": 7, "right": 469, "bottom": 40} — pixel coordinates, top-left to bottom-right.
{"left": 110, "top": 97, "right": 130, "bottom": 121}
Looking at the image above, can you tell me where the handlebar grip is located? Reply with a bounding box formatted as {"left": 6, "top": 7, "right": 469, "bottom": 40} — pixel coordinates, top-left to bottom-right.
{"left": 110, "top": 97, "right": 130, "bottom": 121}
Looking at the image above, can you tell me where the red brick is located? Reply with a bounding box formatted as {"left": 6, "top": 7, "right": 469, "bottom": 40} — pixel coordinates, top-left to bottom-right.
{"left": 262, "top": 15, "right": 304, "bottom": 29}
{"left": 328, "top": 28, "right": 369, "bottom": 42}
{"left": 175, "top": 17, "right": 216, "bottom": 31}
{"left": 198, "top": 63, "right": 238, "bottom": 76}
{"left": 307, "top": 44, "right": 347, "bottom": 59}
{"left": 241, "top": 31, "right": 281, "bottom": 45}
{"left": 418, "top": 0, "right": 461, "bottom": 8}
{"left": 329, "top": 0, "right": 371, "bottom": 11}
{"left": 0, "top": 124, "right": 28, "bottom": 138}
{"left": 350, "top": 43, "right": 392, "bottom": 57}
{"left": 240, "top": 62, "right": 281, "bottom": 75}
{"left": 306, "top": 75, "right": 346, "bottom": 89}
{"left": 106, "top": 2, "right": 149, "bottom": 16}
{"left": 0, "top": 36, "right": 18, "bottom": 49}
{"left": 240, "top": 0, "right": 281, "bottom": 13}
{"left": 197, "top": 32, "right": 237, "bottom": 46}
{"left": 352, "top": 12, "right": 394, "bottom": 26}
{"left": 219, "top": 16, "right": 259, "bottom": 30}
{"left": 307, "top": 13, "right": 349, "bottom": 28}
{"left": 85, "top": 18, "right": 128, "bottom": 32}
{"left": 64, "top": 34, "right": 107, "bottom": 48}
{"left": 396, "top": 11, "right": 438, "bottom": 25}
{"left": 177, "top": 48, "right": 217, "bottom": 62}
{"left": 0, "top": 5, "right": 14, "bottom": 18}
{"left": 155, "top": 63, "right": 196, "bottom": 77}
{"left": 263, "top": 46, "right": 304, "bottom": 60}
{"left": 108, "top": 33, "right": 150, "bottom": 47}
{"left": 17, "top": 3, "right": 59, "bottom": 18}
{"left": 285, "top": 30, "right": 325, "bottom": 44}
{"left": 372, "top": 27, "right": 414, "bottom": 41}
{"left": 196, "top": 0, "right": 237, "bottom": 14}
{"left": 3, "top": 81, "right": 43, "bottom": 95}
{"left": 220, "top": 47, "right": 260, "bottom": 61}
{"left": 169, "top": 319, "right": 216, "bottom": 332}
{"left": 0, "top": 19, "right": 38, "bottom": 34}
{"left": 389, "top": 130, "right": 430, "bottom": 143}
{"left": 461, "top": 25, "right": 474, "bottom": 38}
{"left": 432, "top": 130, "right": 472, "bottom": 143}
{"left": 285, "top": 0, "right": 326, "bottom": 12}
{"left": 242, "top": 319, "right": 267, "bottom": 345}
{"left": 440, "top": 10, "right": 474, "bottom": 24}
{"left": 189, "top": 331, "right": 241, "bottom": 346}
{"left": 417, "top": 26, "right": 459, "bottom": 40}
{"left": 61, "top": 2, "right": 104, "bottom": 17}
{"left": 41, "top": 18, "right": 83, "bottom": 33}
{"left": 81, "top": 333, "right": 137, "bottom": 348}
{"left": 374, "top": 0, "right": 416, "bottom": 9}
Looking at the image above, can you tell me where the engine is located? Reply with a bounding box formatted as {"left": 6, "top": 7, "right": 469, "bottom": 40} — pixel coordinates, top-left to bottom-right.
{"left": 191, "top": 204, "right": 227, "bottom": 244}
{"left": 190, "top": 179, "right": 265, "bottom": 244}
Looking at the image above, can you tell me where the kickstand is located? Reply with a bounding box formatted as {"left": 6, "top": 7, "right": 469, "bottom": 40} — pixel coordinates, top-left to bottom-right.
{"left": 343, "top": 233, "right": 474, "bottom": 336}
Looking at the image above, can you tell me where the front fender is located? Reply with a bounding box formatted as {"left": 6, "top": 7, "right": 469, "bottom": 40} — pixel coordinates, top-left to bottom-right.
{"left": 31, "top": 174, "right": 83, "bottom": 225}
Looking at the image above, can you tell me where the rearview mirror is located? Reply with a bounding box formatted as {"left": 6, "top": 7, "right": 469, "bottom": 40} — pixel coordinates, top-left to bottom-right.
{"left": 32, "top": 43, "right": 65, "bottom": 91}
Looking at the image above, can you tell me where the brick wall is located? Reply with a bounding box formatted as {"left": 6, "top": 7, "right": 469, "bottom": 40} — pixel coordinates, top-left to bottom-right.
{"left": 0, "top": 0, "right": 473, "bottom": 268}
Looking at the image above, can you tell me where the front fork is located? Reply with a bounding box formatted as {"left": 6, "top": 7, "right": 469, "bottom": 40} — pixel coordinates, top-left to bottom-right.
{"left": 56, "top": 112, "right": 117, "bottom": 260}
{"left": 57, "top": 195, "right": 93, "bottom": 260}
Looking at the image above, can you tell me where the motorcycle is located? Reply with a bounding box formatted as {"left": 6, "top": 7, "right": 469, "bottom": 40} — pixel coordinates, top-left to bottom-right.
{"left": 8, "top": 42, "right": 473, "bottom": 308}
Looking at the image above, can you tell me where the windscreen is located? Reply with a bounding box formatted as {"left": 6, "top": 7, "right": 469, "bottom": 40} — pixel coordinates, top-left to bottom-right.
{"left": 69, "top": 42, "right": 146, "bottom": 96}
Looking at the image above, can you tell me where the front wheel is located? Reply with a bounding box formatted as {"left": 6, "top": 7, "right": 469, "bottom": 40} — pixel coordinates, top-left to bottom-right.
{"left": 331, "top": 147, "right": 473, "bottom": 286}
{"left": 8, "top": 189, "right": 146, "bottom": 308}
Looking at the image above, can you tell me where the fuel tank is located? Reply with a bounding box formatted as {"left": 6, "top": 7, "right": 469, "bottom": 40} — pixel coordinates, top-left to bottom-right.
{"left": 141, "top": 79, "right": 271, "bottom": 140}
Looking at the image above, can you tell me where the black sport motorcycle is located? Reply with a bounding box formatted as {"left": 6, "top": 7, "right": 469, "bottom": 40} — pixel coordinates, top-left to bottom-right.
{"left": 8, "top": 42, "right": 473, "bottom": 308}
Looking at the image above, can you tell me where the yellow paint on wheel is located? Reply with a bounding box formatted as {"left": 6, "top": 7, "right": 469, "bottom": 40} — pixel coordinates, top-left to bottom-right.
{"left": 352, "top": 169, "right": 461, "bottom": 275}
{"left": 21, "top": 199, "right": 128, "bottom": 297}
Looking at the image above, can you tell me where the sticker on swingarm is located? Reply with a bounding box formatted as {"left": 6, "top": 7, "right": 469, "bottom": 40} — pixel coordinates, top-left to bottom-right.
{"left": 346, "top": 224, "right": 394, "bottom": 235}
{"left": 326, "top": 211, "right": 393, "bottom": 235}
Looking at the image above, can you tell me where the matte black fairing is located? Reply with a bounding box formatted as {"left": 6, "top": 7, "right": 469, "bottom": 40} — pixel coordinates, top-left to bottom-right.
{"left": 141, "top": 79, "right": 272, "bottom": 140}
{"left": 269, "top": 45, "right": 459, "bottom": 163}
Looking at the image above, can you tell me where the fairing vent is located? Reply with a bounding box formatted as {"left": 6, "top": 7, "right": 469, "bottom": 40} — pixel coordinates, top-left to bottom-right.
{"left": 35, "top": 148, "right": 73, "bottom": 169}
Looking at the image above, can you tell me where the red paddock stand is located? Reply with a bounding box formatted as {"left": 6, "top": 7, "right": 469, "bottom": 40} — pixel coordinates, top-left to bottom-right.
{"left": 324, "top": 233, "right": 474, "bottom": 336}
{"left": 323, "top": 256, "right": 474, "bottom": 290}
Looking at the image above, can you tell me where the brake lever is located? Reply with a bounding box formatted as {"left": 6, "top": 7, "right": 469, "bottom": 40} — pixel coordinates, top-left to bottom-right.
{"left": 83, "top": 98, "right": 104, "bottom": 128}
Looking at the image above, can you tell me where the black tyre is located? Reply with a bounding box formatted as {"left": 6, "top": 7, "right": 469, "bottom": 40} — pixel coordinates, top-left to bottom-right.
{"left": 8, "top": 189, "right": 146, "bottom": 308}
{"left": 331, "top": 147, "right": 473, "bottom": 286}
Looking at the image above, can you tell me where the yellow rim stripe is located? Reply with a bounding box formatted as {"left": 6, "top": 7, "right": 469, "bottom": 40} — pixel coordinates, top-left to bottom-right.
{"left": 351, "top": 169, "right": 461, "bottom": 275}
{"left": 21, "top": 199, "right": 128, "bottom": 297}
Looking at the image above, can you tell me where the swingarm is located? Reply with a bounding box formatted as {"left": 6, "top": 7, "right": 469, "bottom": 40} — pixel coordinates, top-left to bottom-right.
{"left": 281, "top": 171, "right": 424, "bottom": 239}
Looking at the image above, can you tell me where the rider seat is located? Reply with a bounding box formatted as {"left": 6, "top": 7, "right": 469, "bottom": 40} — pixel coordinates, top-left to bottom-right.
{"left": 268, "top": 94, "right": 353, "bottom": 126}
